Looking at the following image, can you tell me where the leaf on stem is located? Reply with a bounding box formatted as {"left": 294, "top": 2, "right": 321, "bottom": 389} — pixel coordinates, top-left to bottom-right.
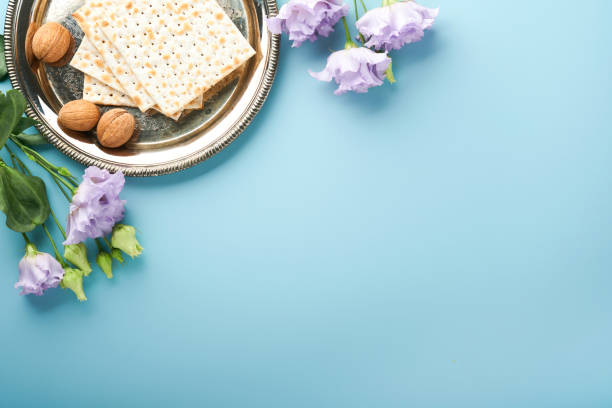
{"left": 0, "top": 35, "right": 7, "bottom": 80}
{"left": 0, "top": 90, "right": 27, "bottom": 149}
{"left": 12, "top": 132, "right": 48, "bottom": 146}
{"left": 12, "top": 117, "right": 39, "bottom": 135}
{"left": 0, "top": 163, "right": 51, "bottom": 232}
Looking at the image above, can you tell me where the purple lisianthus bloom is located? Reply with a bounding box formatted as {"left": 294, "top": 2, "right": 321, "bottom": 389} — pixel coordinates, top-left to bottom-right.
{"left": 355, "top": 1, "right": 439, "bottom": 52}
{"left": 309, "top": 46, "right": 391, "bottom": 95}
{"left": 15, "top": 243, "right": 65, "bottom": 296}
{"left": 64, "top": 166, "right": 126, "bottom": 245}
{"left": 266, "top": 0, "right": 349, "bottom": 47}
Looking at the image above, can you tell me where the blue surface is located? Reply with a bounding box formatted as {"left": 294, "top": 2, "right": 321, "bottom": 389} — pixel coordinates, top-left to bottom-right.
{"left": 1, "top": 0, "right": 612, "bottom": 406}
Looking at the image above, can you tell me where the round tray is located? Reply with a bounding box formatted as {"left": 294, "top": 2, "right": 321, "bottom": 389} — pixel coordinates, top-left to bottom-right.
{"left": 4, "top": 0, "right": 279, "bottom": 176}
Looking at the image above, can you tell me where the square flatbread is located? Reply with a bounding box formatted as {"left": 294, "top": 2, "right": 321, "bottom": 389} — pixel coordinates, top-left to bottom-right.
{"left": 84, "top": 75, "right": 192, "bottom": 120}
{"left": 83, "top": 74, "right": 137, "bottom": 107}
{"left": 100, "top": 0, "right": 255, "bottom": 116}
{"left": 71, "top": 36, "right": 126, "bottom": 94}
{"left": 71, "top": 35, "right": 203, "bottom": 115}
{"left": 73, "top": 0, "right": 157, "bottom": 112}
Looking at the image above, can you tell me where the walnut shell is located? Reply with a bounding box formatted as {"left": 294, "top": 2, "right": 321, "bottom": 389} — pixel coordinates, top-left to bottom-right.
{"left": 25, "top": 22, "right": 40, "bottom": 68}
{"left": 31, "top": 22, "right": 72, "bottom": 64}
{"left": 97, "top": 109, "right": 135, "bottom": 148}
{"left": 58, "top": 100, "right": 100, "bottom": 132}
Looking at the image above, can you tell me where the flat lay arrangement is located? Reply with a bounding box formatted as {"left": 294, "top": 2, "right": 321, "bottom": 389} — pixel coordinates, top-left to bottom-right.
{"left": 267, "top": 0, "right": 438, "bottom": 94}
{"left": 1, "top": 0, "right": 436, "bottom": 301}
{"left": 2, "top": 0, "right": 611, "bottom": 406}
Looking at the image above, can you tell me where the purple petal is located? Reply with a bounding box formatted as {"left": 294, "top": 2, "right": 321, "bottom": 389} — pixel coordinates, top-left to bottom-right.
{"left": 15, "top": 250, "right": 64, "bottom": 296}
{"left": 266, "top": 0, "right": 349, "bottom": 47}
{"left": 311, "top": 47, "right": 391, "bottom": 95}
{"left": 356, "top": 1, "right": 439, "bottom": 52}
{"left": 64, "top": 167, "right": 126, "bottom": 245}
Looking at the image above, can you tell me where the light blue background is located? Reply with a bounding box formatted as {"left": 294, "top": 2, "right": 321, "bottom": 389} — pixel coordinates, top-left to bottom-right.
{"left": 1, "top": 0, "right": 611, "bottom": 406}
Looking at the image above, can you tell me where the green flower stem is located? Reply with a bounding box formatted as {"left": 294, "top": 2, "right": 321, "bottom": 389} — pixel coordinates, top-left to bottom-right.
{"left": 7, "top": 148, "right": 19, "bottom": 169}
{"left": 51, "top": 174, "right": 73, "bottom": 202}
{"left": 5, "top": 145, "right": 68, "bottom": 238}
{"left": 103, "top": 237, "right": 112, "bottom": 249}
{"left": 10, "top": 138, "right": 77, "bottom": 193}
{"left": 5, "top": 144, "right": 29, "bottom": 177}
{"left": 50, "top": 208, "right": 66, "bottom": 239}
{"left": 353, "top": 0, "right": 366, "bottom": 44}
{"left": 48, "top": 168, "right": 76, "bottom": 194}
{"left": 42, "top": 223, "right": 67, "bottom": 267}
{"left": 95, "top": 238, "right": 103, "bottom": 252}
{"left": 360, "top": 0, "right": 368, "bottom": 12}
{"left": 10, "top": 140, "right": 74, "bottom": 200}
{"left": 4, "top": 147, "right": 62, "bottom": 240}
{"left": 342, "top": 17, "right": 358, "bottom": 49}
{"left": 10, "top": 136, "right": 78, "bottom": 186}
{"left": 33, "top": 157, "right": 75, "bottom": 194}
{"left": 5, "top": 145, "right": 32, "bottom": 176}
{"left": 22, "top": 232, "right": 30, "bottom": 244}
{"left": 385, "top": 61, "right": 396, "bottom": 84}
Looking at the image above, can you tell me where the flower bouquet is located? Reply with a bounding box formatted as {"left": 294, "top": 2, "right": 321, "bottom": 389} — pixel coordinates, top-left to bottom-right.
{"left": 0, "top": 84, "right": 142, "bottom": 301}
{"left": 267, "top": 0, "right": 438, "bottom": 94}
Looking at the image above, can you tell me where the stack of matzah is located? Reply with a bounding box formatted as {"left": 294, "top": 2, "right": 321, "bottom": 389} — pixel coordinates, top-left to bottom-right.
{"left": 70, "top": 0, "right": 255, "bottom": 120}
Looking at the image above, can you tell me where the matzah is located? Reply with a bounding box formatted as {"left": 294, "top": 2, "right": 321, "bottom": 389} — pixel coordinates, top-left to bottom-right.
{"left": 100, "top": 0, "right": 255, "bottom": 116}
{"left": 73, "top": 0, "right": 156, "bottom": 112}
{"left": 72, "top": 38, "right": 202, "bottom": 112}
{"left": 71, "top": 36, "right": 126, "bottom": 94}
{"left": 83, "top": 75, "right": 137, "bottom": 107}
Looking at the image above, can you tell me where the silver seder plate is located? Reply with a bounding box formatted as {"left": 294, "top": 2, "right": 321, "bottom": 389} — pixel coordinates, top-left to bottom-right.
{"left": 4, "top": 0, "right": 279, "bottom": 176}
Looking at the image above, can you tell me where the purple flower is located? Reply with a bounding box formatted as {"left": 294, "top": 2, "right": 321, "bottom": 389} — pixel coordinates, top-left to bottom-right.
{"left": 355, "top": 1, "right": 439, "bottom": 52}
{"left": 309, "top": 46, "right": 391, "bottom": 94}
{"left": 266, "top": 0, "right": 349, "bottom": 47}
{"left": 64, "top": 166, "right": 126, "bottom": 245}
{"left": 15, "top": 243, "right": 65, "bottom": 296}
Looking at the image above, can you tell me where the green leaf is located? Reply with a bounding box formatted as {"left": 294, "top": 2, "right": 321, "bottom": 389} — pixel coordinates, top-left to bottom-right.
{"left": 12, "top": 116, "right": 39, "bottom": 135}
{"left": 12, "top": 132, "right": 48, "bottom": 146}
{"left": 0, "top": 171, "right": 6, "bottom": 214}
{"left": 0, "top": 163, "right": 50, "bottom": 232}
{"left": 0, "top": 35, "right": 7, "bottom": 80}
{"left": 0, "top": 90, "right": 27, "bottom": 149}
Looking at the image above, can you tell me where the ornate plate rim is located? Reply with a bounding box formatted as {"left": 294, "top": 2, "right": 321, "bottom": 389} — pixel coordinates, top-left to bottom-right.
{"left": 3, "top": 0, "right": 280, "bottom": 177}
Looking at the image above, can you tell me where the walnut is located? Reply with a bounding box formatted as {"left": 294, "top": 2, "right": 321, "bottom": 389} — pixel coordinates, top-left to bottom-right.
{"left": 31, "top": 22, "right": 72, "bottom": 64}
{"left": 97, "top": 109, "right": 136, "bottom": 148}
{"left": 58, "top": 100, "right": 100, "bottom": 132}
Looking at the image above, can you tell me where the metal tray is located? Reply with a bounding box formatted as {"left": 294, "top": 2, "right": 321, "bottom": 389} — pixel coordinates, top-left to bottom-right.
{"left": 4, "top": 0, "right": 279, "bottom": 176}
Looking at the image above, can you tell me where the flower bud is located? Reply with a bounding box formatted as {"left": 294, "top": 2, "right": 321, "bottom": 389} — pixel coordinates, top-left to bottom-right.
{"left": 97, "top": 251, "right": 113, "bottom": 279}
{"left": 111, "top": 224, "right": 143, "bottom": 258}
{"left": 111, "top": 248, "right": 124, "bottom": 263}
{"left": 60, "top": 267, "right": 87, "bottom": 301}
{"left": 64, "top": 243, "right": 92, "bottom": 276}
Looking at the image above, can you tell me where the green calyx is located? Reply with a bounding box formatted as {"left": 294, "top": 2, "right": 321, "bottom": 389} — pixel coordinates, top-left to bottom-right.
{"left": 385, "top": 61, "right": 396, "bottom": 84}
{"left": 60, "top": 267, "right": 87, "bottom": 301}
{"left": 111, "top": 224, "right": 143, "bottom": 259}
{"left": 64, "top": 243, "right": 92, "bottom": 276}
{"left": 97, "top": 251, "right": 113, "bottom": 279}
{"left": 345, "top": 40, "right": 358, "bottom": 49}
{"left": 111, "top": 248, "right": 124, "bottom": 264}
{"left": 382, "top": 0, "right": 399, "bottom": 6}
{"left": 24, "top": 242, "right": 38, "bottom": 258}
